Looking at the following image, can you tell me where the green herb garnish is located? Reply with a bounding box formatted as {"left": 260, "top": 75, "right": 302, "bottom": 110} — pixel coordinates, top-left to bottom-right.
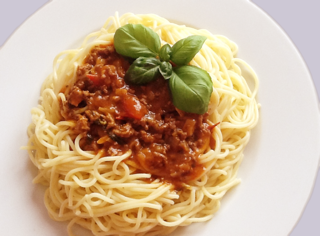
{"left": 170, "top": 35, "right": 206, "bottom": 65}
{"left": 159, "top": 44, "right": 172, "bottom": 62}
{"left": 114, "top": 24, "right": 213, "bottom": 114}
{"left": 114, "top": 24, "right": 161, "bottom": 58}
{"left": 124, "top": 57, "right": 161, "bottom": 85}
{"left": 170, "top": 66, "right": 212, "bottom": 114}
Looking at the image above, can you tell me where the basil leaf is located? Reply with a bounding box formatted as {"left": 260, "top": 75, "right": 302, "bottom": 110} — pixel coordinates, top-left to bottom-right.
{"left": 159, "top": 44, "right": 172, "bottom": 62}
{"left": 124, "top": 57, "right": 161, "bottom": 85}
{"left": 171, "top": 35, "right": 206, "bottom": 65}
{"left": 114, "top": 24, "right": 161, "bottom": 58}
{"left": 169, "top": 66, "right": 212, "bottom": 114}
{"left": 159, "top": 61, "right": 172, "bottom": 80}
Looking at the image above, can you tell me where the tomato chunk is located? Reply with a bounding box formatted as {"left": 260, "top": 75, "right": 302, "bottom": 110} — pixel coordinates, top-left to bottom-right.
{"left": 120, "top": 95, "right": 147, "bottom": 120}
{"left": 86, "top": 74, "right": 103, "bottom": 86}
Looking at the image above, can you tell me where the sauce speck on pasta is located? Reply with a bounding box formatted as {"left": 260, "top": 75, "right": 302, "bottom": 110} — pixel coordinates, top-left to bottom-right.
{"left": 60, "top": 45, "right": 213, "bottom": 188}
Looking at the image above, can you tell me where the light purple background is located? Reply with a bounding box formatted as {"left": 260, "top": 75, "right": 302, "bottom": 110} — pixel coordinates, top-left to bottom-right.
{"left": 0, "top": 0, "right": 319, "bottom": 235}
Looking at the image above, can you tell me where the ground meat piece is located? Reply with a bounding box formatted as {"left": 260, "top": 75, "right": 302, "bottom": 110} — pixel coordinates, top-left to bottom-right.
{"left": 150, "top": 152, "right": 167, "bottom": 169}
{"left": 112, "top": 123, "right": 135, "bottom": 138}
{"left": 140, "top": 130, "right": 154, "bottom": 143}
{"left": 178, "top": 162, "right": 192, "bottom": 173}
{"left": 183, "top": 118, "right": 196, "bottom": 137}
{"left": 74, "top": 114, "right": 89, "bottom": 132}
{"left": 107, "top": 146, "right": 122, "bottom": 156}
{"left": 105, "top": 113, "right": 116, "bottom": 129}
{"left": 178, "top": 140, "right": 190, "bottom": 153}
{"left": 99, "top": 45, "right": 115, "bottom": 57}
{"left": 68, "top": 87, "right": 84, "bottom": 106}
{"left": 128, "top": 138, "right": 141, "bottom": 151}
{"left": 77, "top": 64, "right": 93, "bottom": 77}
{"left": 177, "top": 129, "right": 188, "bottom": 140}
{"left": 150, "top": 143, "right": 169, "bottom": 155}
{"left": 85, "top": 110, "right": 101, "bottom": 122}
{"left": 75, "top": 80, "right": 86, "bottom": 90}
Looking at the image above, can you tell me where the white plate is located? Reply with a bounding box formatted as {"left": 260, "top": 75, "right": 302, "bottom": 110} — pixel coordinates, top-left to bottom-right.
{"left": 0, "top": 0, "right": 319, "bottom": 235}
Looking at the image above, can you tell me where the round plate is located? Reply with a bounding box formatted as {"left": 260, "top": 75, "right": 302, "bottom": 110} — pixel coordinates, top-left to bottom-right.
{"left": 0, "top": 0, "right": 319, "bottom": 235}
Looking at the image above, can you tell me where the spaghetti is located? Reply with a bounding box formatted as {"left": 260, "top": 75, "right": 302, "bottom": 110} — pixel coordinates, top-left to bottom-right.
{"left": 26, "top": 13, "right": 259, "bottom": 236}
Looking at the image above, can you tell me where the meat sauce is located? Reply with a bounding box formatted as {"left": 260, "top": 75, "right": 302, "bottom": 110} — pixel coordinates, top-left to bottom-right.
{"left": 60, "top": 45, "right": 213, "bottom": 188}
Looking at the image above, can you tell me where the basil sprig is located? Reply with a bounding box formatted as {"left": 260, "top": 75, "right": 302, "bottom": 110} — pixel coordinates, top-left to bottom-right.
{"left": 170, "top": 66, "right": 212, "bottom": 114}
{"left": 170, "top": 35, "right": 206, "bottom": 65}
{"left": 124, "top": 57, "right": 161, "bottom": 85}
{"left": 159, "top": 44, "right": 172, "bottom": 62}
{"left": 114, "top": 24, "right": 212, "bottom": 114}
{"left": 159, "top": 61, "right": 172, "bottom": 80}
{"left": 114, "top": 24, "right": 161, "bottom": 58}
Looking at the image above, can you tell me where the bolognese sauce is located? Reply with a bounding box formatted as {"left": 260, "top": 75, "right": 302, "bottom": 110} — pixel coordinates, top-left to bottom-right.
{"left": 60, "top": 45, "right": 214, "bottom": 187}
